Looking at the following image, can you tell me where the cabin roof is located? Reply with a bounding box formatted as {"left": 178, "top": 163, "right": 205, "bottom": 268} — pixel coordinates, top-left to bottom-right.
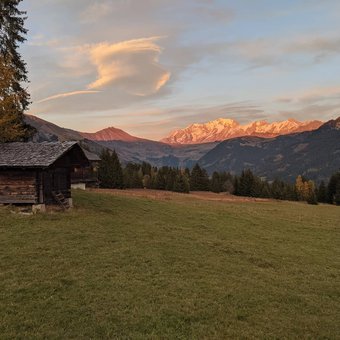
{"left": 82, "top": 149, "right": 101, "bottom": 162}
{"left": 0, "top": 142, "right": 80, "bottom": 168}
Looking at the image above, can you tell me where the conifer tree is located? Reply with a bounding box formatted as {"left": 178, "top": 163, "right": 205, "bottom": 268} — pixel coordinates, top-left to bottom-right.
{"left": 327, "top": 172, "right": 340, "bottom": 204}
{"left": 335, "top": 181, "right": 340, "bottom": 206}
{"left": 317, "top": 181, "right": 328, "bottom": 203}
{"left": 0, "top": 0, "right": 35, "bottom": 142}
{"left": 233, "top": 176, "right": 240, "bottom": 195}
{"left": 173, "top": 173, "right": 190, "bottom": 193}
{"left": 238, "top": 169, "right": 255, "bottom": 197}
{"left": 211, "top": 172, "right": 222, "bottom": 193}
{"left": 98, "top": 149, "right": 124, "bottom": 189}
{"left": 190, "top": 164, "right": 210, "bottom": 191}
{"left": 111, "top": 150, "right": 124, "bottom": 188}
{"left": 154, "top": 168, "right": 167, "bottom": 190}
{"left": 271, "top": 179, "right": 285, "bottom": 200}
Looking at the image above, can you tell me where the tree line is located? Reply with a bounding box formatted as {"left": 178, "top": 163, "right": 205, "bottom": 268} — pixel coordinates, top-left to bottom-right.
{"left": 98, "top": 150, "right": 340, "bottom": 205}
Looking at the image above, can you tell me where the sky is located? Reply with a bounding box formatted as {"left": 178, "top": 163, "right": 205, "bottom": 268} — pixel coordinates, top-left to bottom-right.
{"left": 21, "top": 0, "right": 340, "bottom": 140}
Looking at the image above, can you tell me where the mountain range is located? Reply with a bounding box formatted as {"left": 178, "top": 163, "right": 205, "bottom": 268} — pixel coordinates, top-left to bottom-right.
{"left": 199, "top": 118, "right": 340, "bottom": 182}
{"left": 162, "top": 118, "right": 323, "bottom": 144}
{"left": 25, "top": 114, "right": 340, "bottom": 182}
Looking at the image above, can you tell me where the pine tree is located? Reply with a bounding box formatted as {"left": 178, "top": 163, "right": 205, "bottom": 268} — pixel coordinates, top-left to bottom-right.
{"left": 327, "top": 172, "right": 340, "bottom": 204}
{"left": 190, "top": 164, "right": 210, "bottom": 191}
{"left": 211, "top": 172, "right": 221, "bottom": 193}
{"left": 111, "top": 150, "right": 124, "bottom": 189}
{"left": 271, "top": 179, "right": 285, "bottom": 200}
{"left": 238, "top": 169, "right": 255, "bottom": 197}
{"left": 173, "top": 173, "right": 190, "bottom": 193}
{"left": 98, "top": 150, "right": 114, "bottom": 188}
{"left": 335, "top": 181, "right": 340, "bottom": 206}
{"left": 233, "top": 176, "right": 240, "bottom": 195}
{"left": 154, "top": 168, "right": 167, "bottom": 190}
{"left": 165, "top": 167, "right": 176, "bottom": 191}
{"left": 317, "top": 181, "right": 328, "bottom": 203}
{"left": 0, "top": 1, "right": 35, "bottom": 142}
{"left": 98, "top": 149, "right": 124, "bottom": 189}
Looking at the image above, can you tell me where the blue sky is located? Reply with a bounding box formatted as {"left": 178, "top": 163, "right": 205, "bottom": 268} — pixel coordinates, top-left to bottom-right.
{"left": 22, "top": 0, "right": 340, "bottom": 139}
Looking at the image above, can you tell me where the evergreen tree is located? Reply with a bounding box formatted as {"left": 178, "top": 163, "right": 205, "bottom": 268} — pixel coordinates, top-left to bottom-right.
{"left": 123, "top": 163, "right": 142, "bottom": 188}
{"left": 211, "top": 172, "right": 221, "bottom": 193}
{"left": 223, "top": 179, "right": 235, "bottom": 194}
{"left": 98, "top": 150, "right": 114, "bottom": 188}
{"left": 173, "top": 173, "right": 190, "bottom": 193}
{"left": 154, "top": 168, "right": 167, "bottom": 190}
{"left": 141, "top": 162, "right": 152, "bottom": 176}
{"left": 271, "top": 179, "right": 285, "bottom": 200}
{"left": 0, "top": 1, "right": 35, "bottom": 142}
{"left": 317, "top": 181, "right": 328, "bottom": 203}
{"left": 233, "top": 176, "right": 240, "bottom": 195}
{"left": 190, "top": 164, "right": 210, "bottom": 191}
{"left": 283, "top": 183, "right": 298, "bottom": 201}
{"left": 327, "top": 172, "right": 340, "bottom": 204}
{"left": 335, "top": 181, "right": 340, "bottom": 206}
{"left": 98, "top": 149, "right": 124, "bottom": 189}
{"left": 165, "top": 167, "right": 177, "bottom": 191}
{"left": 238, "top": 169, "right": 255, "bottom": 197}
{"left": 260, "top": 181, "right": 271, "bottom": 198}
{"left": 111, "top": 150, "right": 124, "bottom": 188}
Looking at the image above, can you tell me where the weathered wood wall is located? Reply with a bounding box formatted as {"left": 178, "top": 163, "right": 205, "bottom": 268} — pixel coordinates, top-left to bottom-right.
{"left": 43, "top": 168, "right": 71, "bottom": 203}
{"left": 0, "top": 171, "right": 37, "bottom": 204}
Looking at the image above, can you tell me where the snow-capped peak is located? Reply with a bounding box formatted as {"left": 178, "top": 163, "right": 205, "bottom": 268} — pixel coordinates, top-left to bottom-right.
{"left": 161, "top": 118, "right": 323, "bottom": 144}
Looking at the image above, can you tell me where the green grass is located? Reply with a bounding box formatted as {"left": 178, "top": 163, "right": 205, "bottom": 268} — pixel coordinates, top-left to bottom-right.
{"left": 0, "top": 191, "right": 339, "bottom": 339}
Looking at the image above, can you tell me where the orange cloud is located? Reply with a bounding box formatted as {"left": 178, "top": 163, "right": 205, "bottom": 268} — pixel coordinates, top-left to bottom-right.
{"left": 37, "top": 90, "right": 100, "bottom": 103}
{"left": 87, "top": 37, "right": 171, "bottom": 96}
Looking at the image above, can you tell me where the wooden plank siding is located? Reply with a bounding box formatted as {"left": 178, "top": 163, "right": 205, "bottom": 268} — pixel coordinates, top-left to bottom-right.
{"left": 0, "top": 171, "right": 38, "bottom": 204}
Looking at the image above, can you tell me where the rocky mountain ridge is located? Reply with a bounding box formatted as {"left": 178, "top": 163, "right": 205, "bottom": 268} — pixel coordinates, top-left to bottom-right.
{"left": 162, "top": 118, "right": 323, "bottom": 144}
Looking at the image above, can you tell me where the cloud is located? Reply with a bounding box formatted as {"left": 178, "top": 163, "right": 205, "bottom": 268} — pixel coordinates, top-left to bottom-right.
{"left": 224, "top": 35, "right": 340, "bottom": 70}
{"left": 37, "top": 90, "right": 100, "bottom": 103}
{"left": 35, "top": 37, "right": 171, "bottom": 105}
{"left": 87, "top": 37, "right": 171, "bottom": 96}
{"left": 277, "top": 86, "right": 340, "bottom": 104}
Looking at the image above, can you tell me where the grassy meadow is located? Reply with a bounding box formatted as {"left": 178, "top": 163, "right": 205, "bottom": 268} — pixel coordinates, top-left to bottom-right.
{"left": 0, "top": 190, "right": 339, "bottom": 339}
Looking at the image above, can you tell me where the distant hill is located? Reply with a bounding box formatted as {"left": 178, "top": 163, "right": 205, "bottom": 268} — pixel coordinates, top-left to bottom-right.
{"left": 80, "top": 127, "right": 146, "bottom": 142}
{"left": 162, "top": 117, "right": 323, "bottom": 144}
{"left": 198, "top": 117, "right": 340, "bottom": 182}
{"left": 25, "top": 115, "right": 107, "bottom": 156}
{"left": 99, "top": 140, "right": 218, "bottom": 168}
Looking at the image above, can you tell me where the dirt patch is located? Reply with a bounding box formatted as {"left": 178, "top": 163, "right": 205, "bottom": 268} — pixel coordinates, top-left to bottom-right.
{"left": 89, "top": 188, "right": 270, "bottom": 203}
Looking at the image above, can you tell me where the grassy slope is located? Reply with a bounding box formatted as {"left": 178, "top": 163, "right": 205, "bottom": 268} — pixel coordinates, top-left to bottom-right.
{"left": 0, "top": 191, "right": 339, "bottom": 339}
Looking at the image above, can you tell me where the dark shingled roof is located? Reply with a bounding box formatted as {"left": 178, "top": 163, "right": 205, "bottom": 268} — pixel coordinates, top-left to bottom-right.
{"left": 82, "top": 149, "right": 101, "bottom": 162}
{"left": 0, "top": 142, "right": 79, "bottom": 168}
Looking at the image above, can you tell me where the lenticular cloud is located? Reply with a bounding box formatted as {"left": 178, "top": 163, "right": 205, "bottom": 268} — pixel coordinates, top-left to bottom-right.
{"left": 87, "top": 37, "right": 171, "bottom": 96}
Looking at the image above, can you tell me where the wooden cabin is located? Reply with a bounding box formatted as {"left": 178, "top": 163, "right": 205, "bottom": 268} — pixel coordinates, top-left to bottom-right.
{"left": 0, "top": 142, "right": 89, "bottom": 209}
{"left": 71, "top": 149, "right": 101, "bottom": 189}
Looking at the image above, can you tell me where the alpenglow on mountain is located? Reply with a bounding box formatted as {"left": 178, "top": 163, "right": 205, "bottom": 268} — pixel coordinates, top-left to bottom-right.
{"left": 161, "top": 118, "right": 323, "bottom": 144}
